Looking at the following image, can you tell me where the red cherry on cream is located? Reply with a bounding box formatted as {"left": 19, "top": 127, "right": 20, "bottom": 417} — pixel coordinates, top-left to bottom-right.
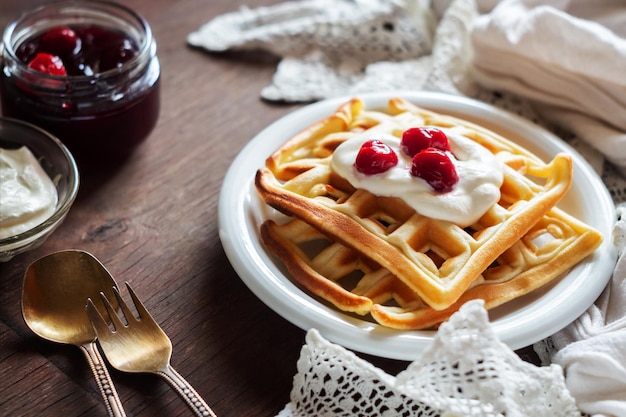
{"left": 401, "top": 127, "right": 450, "bottom": 157}
{"left": 355, "top": 139, "right": 398, "bottom": 175}
{"left": 410, "top": 147, "right": 459, "bottom": 193}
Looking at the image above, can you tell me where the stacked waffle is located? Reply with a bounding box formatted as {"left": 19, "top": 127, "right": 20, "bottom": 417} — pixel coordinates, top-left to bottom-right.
{"left": 255, "top": 97, "right": 603, "bottom": 329}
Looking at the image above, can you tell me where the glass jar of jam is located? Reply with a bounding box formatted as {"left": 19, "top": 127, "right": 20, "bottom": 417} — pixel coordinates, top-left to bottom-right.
{"left": 0, "top": 0, "right": 160, "bottom": 166}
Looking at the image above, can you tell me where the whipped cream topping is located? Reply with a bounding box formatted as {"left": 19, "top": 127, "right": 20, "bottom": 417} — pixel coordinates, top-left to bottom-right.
{"left": 330, "top": 116, "right": 504, "bottom": 227}
{"left": 0, "top": 147, "right": 58, "bottom": 239}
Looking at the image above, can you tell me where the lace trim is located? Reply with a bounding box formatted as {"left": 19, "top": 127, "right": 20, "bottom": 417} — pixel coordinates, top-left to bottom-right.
{"left": 278, "top": 301, "right": 582, "bottom": 417}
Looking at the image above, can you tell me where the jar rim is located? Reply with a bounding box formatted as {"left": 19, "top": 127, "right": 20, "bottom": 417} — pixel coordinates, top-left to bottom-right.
{"left": 1, "top": 0, "right": 155, "bottom": 81}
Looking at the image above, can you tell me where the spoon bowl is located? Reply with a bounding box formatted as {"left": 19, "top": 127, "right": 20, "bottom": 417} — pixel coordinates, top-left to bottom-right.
{"left": 23, "top": 250, "right": 115, "bottom": 344}
{"left": 22, "top": 249, "right": 126, "bottom": 417}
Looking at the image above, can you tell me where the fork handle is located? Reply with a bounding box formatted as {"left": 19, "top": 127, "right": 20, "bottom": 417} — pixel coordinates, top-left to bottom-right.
{"left": 157, "top": 364, "right": 218, "bottom": 417}
{"left": 80, "top": 342, "right": 127, "bottom": 417}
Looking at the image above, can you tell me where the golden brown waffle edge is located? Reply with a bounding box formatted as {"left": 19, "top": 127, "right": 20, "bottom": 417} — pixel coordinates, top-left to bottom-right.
{"left": 260, "top": 213, "right": 602, "bottom": 329}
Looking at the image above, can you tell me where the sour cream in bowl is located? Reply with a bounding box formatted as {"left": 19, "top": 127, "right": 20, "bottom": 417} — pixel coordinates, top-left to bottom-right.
{"left": 0, "top": 118, "right": 79, "bottom": 262}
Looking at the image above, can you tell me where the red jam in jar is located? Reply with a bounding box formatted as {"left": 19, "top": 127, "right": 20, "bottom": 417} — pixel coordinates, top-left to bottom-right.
{"left": 0, "top": 1, "right": 160, "bottom": 166}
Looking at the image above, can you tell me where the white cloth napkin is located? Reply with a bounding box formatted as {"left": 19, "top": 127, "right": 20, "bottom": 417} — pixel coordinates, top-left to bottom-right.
{"left": 188, "top": 0, "right": 434, "bottom": 102}
{"left": 471, "top": 0, "right": 626, "bottom": 177}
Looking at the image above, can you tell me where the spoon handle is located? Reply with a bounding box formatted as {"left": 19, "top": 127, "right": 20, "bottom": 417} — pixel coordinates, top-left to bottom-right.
{"left": 80, "top": 342, "right": 127, "bottom": 417}
{"left": 156, "top": 364, "right": 218, "bottom": 417}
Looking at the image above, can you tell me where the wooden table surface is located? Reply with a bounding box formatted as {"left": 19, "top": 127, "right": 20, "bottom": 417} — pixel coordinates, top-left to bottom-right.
{"left": 0, "top": 1, "right": 544, "bottom": 416}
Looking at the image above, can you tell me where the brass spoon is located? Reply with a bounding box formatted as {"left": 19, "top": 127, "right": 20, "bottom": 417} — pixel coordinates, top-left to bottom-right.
{"left": 22, "top": 249, "right": 126, "bottom": 417}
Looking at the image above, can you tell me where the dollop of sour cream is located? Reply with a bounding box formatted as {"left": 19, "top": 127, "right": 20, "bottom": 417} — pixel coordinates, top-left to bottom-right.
{"left": 331, "top": 117, "right": 504, "bottom": 227}
{"left": 0, "top": 147, "right": 58, "bottom": 239}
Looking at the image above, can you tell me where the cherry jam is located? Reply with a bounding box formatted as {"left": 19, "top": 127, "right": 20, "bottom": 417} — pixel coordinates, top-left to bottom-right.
{"left": 0, "top": 1, "right": 160, "bottom": 166}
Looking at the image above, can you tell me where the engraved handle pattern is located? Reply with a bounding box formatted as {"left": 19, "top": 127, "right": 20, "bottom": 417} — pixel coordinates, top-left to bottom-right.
{"left": 80, "top": 342, "right": 126, "bottom": 417}
{"left": 157, "top": 364, "right": 217, "bottom": 417}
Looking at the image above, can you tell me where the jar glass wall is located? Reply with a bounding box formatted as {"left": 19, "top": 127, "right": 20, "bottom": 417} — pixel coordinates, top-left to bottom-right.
{"left": 0, "top": 0, "right": 160, "bottom": 166}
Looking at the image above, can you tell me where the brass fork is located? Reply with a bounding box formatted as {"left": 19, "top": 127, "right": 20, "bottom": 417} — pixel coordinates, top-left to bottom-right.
{"left": 87, "top": 282, "right": 218, "bottom": 417}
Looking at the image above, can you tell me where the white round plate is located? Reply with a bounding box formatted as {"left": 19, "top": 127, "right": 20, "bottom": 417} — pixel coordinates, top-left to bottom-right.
{"left": 218, "top": 91, "right": 617, "bottom": 361}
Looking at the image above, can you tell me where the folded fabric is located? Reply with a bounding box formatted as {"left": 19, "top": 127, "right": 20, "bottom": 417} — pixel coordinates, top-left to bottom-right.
{"left": 535, "top": 204, "right": 626, "bottom": 417}
{"left": 471, "top": 0, "right": 626, "bottom": 174}
{"left": 188, "top": 0, "right": 433, "bottom": 56}
{"left": 187, "top": 0, "right": 433, "bottom": 102}
{"left": 277, "top": 300, "right": 582, "bottom": 417}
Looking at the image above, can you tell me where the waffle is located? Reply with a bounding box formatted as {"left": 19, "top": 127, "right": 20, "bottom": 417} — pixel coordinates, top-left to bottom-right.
{"left": 255, "top": 97, "right": 603, "bottom": 316}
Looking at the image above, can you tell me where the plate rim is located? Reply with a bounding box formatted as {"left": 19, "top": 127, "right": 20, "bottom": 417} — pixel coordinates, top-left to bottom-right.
{"left": 218, "top": 91, "right": 617, "bottom": 360}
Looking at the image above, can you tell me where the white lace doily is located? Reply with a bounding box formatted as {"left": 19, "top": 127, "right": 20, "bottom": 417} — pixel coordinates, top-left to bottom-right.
{"left": 188, "top": 0, "right": 434, "bottom": 102}
{"left": 277, "top": 300, "right": 582, "bottom": 417}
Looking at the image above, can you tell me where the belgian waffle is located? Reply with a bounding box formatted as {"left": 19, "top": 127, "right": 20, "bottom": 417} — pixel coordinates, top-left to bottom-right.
{"left": 255, "top": 97, "right": 602, "bottom": 315}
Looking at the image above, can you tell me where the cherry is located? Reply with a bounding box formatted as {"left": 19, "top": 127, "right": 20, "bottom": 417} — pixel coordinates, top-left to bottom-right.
{"left": 400, "top": 127, "right": 450, "bottom": 157}
{"left": 410, "top": 148, "right": 458, "bottom": 193}
{"left": 27, "top": 53, "right": 67, "bottom": 76}
{"left": 98, "top": 38, "right": 137, "bottom": 71}
{"left": 354, "top": 139, "right": 398, "bottom": 175}
{"left": 39, "top": 26, "right": 79, "bottom": 56}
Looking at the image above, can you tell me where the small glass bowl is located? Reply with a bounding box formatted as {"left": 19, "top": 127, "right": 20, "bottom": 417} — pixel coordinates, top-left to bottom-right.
{"left": 0, "top": 117, "right": 79, "bottom": 262}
